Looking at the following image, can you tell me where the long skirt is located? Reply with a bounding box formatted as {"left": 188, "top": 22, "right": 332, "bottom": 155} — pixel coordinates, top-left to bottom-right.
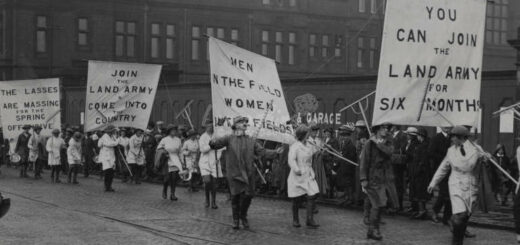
{"left": 312, "top": 152, "right": 328, "bottom": 195}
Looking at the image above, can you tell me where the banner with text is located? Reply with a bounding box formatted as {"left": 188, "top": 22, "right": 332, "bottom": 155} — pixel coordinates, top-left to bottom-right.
{"left": 85, "top": 60, "right": 161, "bottom": 132}
{"left": 209, "top": 37, "right": 294, "bottom": 144}
{"left": 372, "top": 0, "right": 486, "bottom": 127}
{"left": 0, "top": 78, "right": 61, "bottom": 151}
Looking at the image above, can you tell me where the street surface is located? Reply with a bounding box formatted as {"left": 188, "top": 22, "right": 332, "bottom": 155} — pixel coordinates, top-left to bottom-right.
{"left": 0, "top": 167, "right": 515, "bottom": 245}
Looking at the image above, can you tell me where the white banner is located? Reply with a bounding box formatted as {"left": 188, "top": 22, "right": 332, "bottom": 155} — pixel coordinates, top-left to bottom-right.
{"left": 209, "top": 37, "right": 294, "bottom": 144}
{"left": 85, "top": 60, "right": 161, "bottom": 132}
{"left": 0, "top": 78, "right": 61, "bottom": 151}
{"left": 372, "top": 0, "right": 486, "bottom": 127}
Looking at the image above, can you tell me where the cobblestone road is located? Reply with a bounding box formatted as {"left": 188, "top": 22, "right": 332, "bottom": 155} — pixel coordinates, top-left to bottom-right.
{"left": 0, "top": 167, "right": 516, "bottom": 245}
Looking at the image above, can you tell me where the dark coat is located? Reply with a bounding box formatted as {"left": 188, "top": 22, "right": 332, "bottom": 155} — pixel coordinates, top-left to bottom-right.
{"left": 154, "top": 148, "right": 169, "bottom": 176}
{"left": 15, "top": 132, "right": 31, "bottom": 162}
{"left": 336, "top": 136, "right": 357, "bottom": 189}
{"left": 360, "top": 138, "right": 394, "bottom": 188}
{"left": 408, "top": 138, "right": 431, "bottom": 201}
{"left": 391, "top": 130, "right": 408, "bottom": 165}
{"left": 210, "top": 134, "right": 278, "bottom": 196}
{"left": 428, "top": 132, "right": 452, "bottom": 197}
{"left": 359, "top": 138, "right": 395, "bottom": 207}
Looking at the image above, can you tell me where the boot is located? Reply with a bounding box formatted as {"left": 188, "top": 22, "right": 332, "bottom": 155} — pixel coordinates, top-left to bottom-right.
{"left": 204, "top": 187, "right": 210, "bottom": 208}
{"left": 231, "top": 195, "right": 240, "bottom": 230}
{"left": 162, "top": 185, "right": 167, "bottom": 200}
{"left": 211, "top": 191, "right": 218, "bottom": 209}
{"left": 306, "top": 196, "right": 319, "bottom": 228}
{"left": 367, "top": 225, "right": 383, "bottom": 240}
{"left": 292, "top": 199, "right": 301, "bottom": 227}
{"left": 170, "top": 192, "right": 178, "bottom": 201}
{"left": 68, "top": 170, "right": 72, "bottom": 183}
{"left": 72, "top": 168, "right": 79, "bottom": 184}
{"left": 413, "top": 202, "right": 427, "bottom": 219}
{"left": 239, "top": 195, "right": 252, "bottom": 229}
{"left": 451, "top": 214, "right": 467, "bottom": 245}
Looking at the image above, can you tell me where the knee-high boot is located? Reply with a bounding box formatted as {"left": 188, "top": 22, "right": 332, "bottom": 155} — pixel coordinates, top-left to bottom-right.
{"left": 210, "top": 178, "right": 218, "bottom": 209}
{"left": 162, "top": 178, "right": 169, "bottom": 199}
{"left": 292, "top": 197, "right": 301, "bottom": 227}
{"left": 451, "top": 213, "right": 469, "bottom": 245}
{"left": 367, "top": 207, "right": 382, "bottom": 240}
{"left": 306, "top": 195, "right": 319, "bottom": 228}
{"left": 73, "top": 166, "right": 79, "bottom": 184}
{"left": 231, "top": 194, "right": 241, "bottom": 229}
{"left": 204, "top": 180, "right": 211, "bottom": 208}
{"left": 239, "top": 194, "right": 253, "bottom": 229}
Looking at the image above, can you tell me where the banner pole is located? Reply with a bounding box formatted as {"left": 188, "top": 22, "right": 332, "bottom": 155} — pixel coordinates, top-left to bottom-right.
{"left": 338, "top": 91, "right": 376, "bottom": 113}
{"left": 358, "top": 102, "right": 373, "bottom": 137}
{"left": 417, "top": 79, "right": 432, "bottom": 122}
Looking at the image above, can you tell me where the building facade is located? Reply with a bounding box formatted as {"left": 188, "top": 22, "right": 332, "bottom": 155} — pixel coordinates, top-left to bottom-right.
{"left": 0, "top": 0, "right": 518, "bottom": 150}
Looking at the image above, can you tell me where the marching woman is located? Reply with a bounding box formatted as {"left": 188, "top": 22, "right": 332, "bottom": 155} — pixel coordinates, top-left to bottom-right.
{"left": 98, "top": 125, "right": 119, "bottom": 192}
{"left": 47, "top": 129, "right": 66, "bottom": 183}
{"left": 157, "top": 125, "right": 183, "bottom": 201}
{"left": 182, "top": 129, "right": 200, "bottom": 192}
{"left": 287, "top": 125, "right": 320, "bottom": 229}
{"left": 408, "top": 127, "right": 431, "bottom": 219}
{"left": 67, "top": 132, "right": 83, "bottom": 184}
{"left": 428, "top": 126, "right": 490, "bottom": 245}
{"left": 199, "top": 120, "right": 223, "bottom": 209}
{"left": 127, "top": 128, "right": 145, "bottom": 184}
{"left": 359, "top": 122, "right": 394, "bottom": 241}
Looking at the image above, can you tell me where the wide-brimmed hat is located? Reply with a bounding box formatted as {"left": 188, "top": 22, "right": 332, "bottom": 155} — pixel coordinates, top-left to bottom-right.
{"left": 104, "top": 125, "right": 117, "bottom": 133}
{"left": 450, "top": 125, "right": 469, "bottom": 137}
{"left": 22, "top": 125, "right": 31, "bottom": 130}
{"left": 354, "top": 120, "right": 366, "bottom": 127}
{"left": 52, "top": 129, "right": 61, "bottom": 134}
{"left": 405, "top": 127, "right": 418, "bottom": 135}
{"left": 295, "top": 125, "right": 310, "bottom": 141}
{"left": 232, "top": 116, "right": 249, "bottom": 126}
{"left": 338, "top": 125, "right": 354, "bottom": 135}
{"left": 33, "top": 125, "right": 43, "bottom": 131}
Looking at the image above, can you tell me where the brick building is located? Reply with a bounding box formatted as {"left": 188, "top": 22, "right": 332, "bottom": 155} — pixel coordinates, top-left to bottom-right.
{"left": 0, "top": 0, "right": 518, "bottom": 150}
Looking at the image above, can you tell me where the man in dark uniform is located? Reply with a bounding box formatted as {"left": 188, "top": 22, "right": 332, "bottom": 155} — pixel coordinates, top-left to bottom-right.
{"left": 210, "top": 116, "right": 282, "bottom": 230}
{"left": 15, "top": 125, "right": 31, "bottom": 178}
{"left": 429, "top": 127, "right": 452, "bottom": 224}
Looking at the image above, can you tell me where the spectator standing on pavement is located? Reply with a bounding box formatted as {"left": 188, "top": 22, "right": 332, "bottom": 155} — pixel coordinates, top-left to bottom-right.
{"left": 321, "top": 127, "right": 338, "bottom": 199}
{"left": 47, "top": 129, "right": 66, "bottom": 183}
{"left": 210, "top": 116, "right": 282, "bottom": 230}
{"left": 492, "top": 144, "right": 514, "bottom": 206}
{"left": 67, "top": 132, "right": 83, "bottom": 184}
{"left": 308, "top": 125, "right": 328, "bottom": 197}
{"left": 15, "top": 125, "right": 31, "bottom": 178}
{"left": 359, "top": 122, "right": 394, "bottom": 241}
{"left": 98, "top": 125, "right": 119, "bottom": 192}
{"left": 157, "top": 125, "right": 183, "bottom": 201}
{"left": 287, "top": 125, "right": 320, "bottom": 228}
{"left": 428, "top": 126, "right": 489, "bottom": 245}
{"left": 199, "top": 120, "right": 222, "bottom": 209}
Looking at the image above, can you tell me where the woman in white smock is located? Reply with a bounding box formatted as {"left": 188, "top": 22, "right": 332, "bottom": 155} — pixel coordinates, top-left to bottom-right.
{"left": 287, "top": 125, "right": 320, "bottom": 228}
{"left": 98, "top": 125, "right": 119, "bottom": 192}
{"left": 46, "top": 129, "right": 65, "bottom": 183}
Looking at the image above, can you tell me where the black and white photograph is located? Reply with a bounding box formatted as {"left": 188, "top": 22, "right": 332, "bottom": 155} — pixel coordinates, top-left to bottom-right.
{"left": 0, "top": 0, "right": 519, "bottom": 244}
